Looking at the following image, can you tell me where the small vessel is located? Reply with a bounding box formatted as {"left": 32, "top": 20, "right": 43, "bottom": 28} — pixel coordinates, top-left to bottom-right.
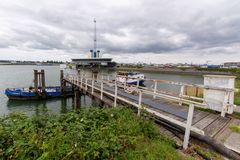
{"left": 5, "top": 86, "right": 72, "bottom": 100}
{"left": 116, "top": 71, "right": 145, "bottom": 85}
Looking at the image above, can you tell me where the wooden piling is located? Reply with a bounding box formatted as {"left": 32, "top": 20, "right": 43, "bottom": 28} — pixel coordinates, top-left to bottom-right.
{"left": 74, "top": 87, "right": 81, "bottom": 109}
{"left": 41, "top": 70, "right": 46, "bottom": 98}
{"left": 34, "top": 70, "right": 38, "bottom": 93}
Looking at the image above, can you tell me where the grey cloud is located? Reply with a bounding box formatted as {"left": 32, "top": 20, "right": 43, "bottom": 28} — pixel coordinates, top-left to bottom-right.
{"left": 0, "top": 0, "right": 240, "bottom": 62}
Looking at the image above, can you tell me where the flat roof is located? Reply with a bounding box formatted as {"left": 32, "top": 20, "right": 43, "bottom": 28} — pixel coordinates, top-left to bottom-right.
{"left": 72, "top": 58, "right": 112, "bottom": 62}
{"left": 204, "top": 75, "right": 236, "bottom": 78}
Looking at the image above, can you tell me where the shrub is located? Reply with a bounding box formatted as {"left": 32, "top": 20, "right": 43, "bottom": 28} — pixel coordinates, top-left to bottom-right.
{"left": 0, "top": 107, "right": 183, "bottom": 160}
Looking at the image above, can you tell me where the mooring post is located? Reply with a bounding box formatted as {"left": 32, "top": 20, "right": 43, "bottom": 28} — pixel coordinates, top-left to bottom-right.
{"left": 74, "top": 87, "right": 81, "bottom": 109}
{"left": 183, "top": 104, "right": 194, "bottom": 149}
{"left": 114, "top": 80, "right": 117, "bottom": 107}
{"left": 179, "top": 85, "right": 185, "bottom": 106}
{"left": 101, "top": 75, "right": 103, "bottom": 100}
{"left": 153, "top": 80, "right": 157, "bottom": 99}
{"left": 41, "top": 70, "right": 46, "bottom": 98}
{"left": 60, "top": 70, "right": 64, "bottom": 94}
{"left": 41, "top": 70, "right": 46, "bottom": 91}
{"left": 138, "top": 91, "right": 142, "bottom": 116}
{"left": 34, "top": 70, "right": 38, "bottom": 93}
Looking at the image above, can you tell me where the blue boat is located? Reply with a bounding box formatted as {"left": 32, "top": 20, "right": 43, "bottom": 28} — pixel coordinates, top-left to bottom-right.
{"left": 5, "top": 86, "right": 72, "bottom": 100}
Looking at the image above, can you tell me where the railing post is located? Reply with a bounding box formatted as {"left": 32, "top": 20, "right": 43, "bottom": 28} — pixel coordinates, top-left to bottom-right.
{"left": 183, "top": 104, "right": 194, "bottom": 149}
{"left": 114, "top": 80, "right": 117, "bottom": 107}
{"left": 107, "top": 75, "right": 110, "bottom": 82}
{"left": 101, "top": 76, "right": 103, "bottom": 100}
{"left": 80, "top": 76, "right": 83, "bottom": 88}
{"left": 138, "top": 91, "right": 142, "bottom": 116}
{"left": 153, "top": 81, "right": 157, "bottom": 99}
{"left": 85, "top": 79, "right": 88, "bottom": 91}
{"left": 179, "top": 85, "right": 185, "bottom": 106}
{"left": 124, "top": 77, "right": 127, "bottom": 90}
{"left": 137, "top": 79, "right": 140, "bottom": 88}
{"left": 91, "top": 78, "right": 94, "bottom": 94}
{"left": 77, "top": 76, "right": 79, "bottom": 85}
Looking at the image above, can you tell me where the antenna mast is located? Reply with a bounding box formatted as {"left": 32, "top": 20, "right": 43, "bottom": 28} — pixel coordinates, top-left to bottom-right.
{"left": 94, "top": 18, "right": 97, "bottom": 52}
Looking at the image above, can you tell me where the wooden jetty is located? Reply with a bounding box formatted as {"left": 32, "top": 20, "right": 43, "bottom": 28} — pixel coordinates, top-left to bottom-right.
{"left": 62, "top": 71, "right": 240, "bottom": 158}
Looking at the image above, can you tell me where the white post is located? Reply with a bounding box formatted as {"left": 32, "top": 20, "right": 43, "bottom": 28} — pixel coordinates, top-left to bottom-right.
{"left": 153, "top": 81, "right": 157, "bottom": 99}
{"left": 221, "top": 91, "right": 230, "bottom": 117}
{"left": 92, "top": 78, "right": 94, "bottom": 94}
{"left": 183, "top": 104, "right": 194, "bottom": 149}
{"left": 124, "top": 78, "right": 127, "bottom": 90}
{"left": 114, "top": 80, "right": 117, "bottom": 107}
{"left": 85, "top": 79, "right": 88, "bottom": 91}
{"left": 138, "top": 91, "right": 142, "bottom": 116}
{"left": 179, "top": 85, "right": 185, "bottom": 106}
{"left": 80, "top": 77, "right": 83, "bottom": 88}
{"left": 101, "top": 76, "right": 103, "bottom": 100}
{"left": 107, "top": 75, "right": 110, "bottom": 82}
{"left": 137, "top": 79, "right": 140, "bottom": 88}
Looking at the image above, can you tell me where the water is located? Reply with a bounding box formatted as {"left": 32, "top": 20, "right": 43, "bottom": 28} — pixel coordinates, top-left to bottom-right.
{"left": 0, "top": 65, "right": 203, "bottom": 116}
{"left": 0, "top": 65, "right": 95, "bottom": 116}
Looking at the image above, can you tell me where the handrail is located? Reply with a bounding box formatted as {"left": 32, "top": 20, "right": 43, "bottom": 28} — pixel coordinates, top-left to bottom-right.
{"left": 64, "top": 74, "right": 206, "bottom": 149}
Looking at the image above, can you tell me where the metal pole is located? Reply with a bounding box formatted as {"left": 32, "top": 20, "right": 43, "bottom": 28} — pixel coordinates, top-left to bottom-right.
{"left": 114, "top": 80, "right": 117, "bottom": 107}
{"left": 153, "top": 81, "right": 157, "bottom": 99}
{"left": 183, "top": 104, "right": 194, "bottom": 149}
{"left": 138, "top": 91, "right": 142, "bottom": 116}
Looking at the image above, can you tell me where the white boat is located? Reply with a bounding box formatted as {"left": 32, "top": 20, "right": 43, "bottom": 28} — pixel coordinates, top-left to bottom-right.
{"left": 116, "top": 71, "right": 145, "bottom": 85}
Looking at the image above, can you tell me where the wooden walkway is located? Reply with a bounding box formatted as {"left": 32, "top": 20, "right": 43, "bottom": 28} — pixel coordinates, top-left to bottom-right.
{"left": 62, "top": 74, "right": 238, "bottom": 153}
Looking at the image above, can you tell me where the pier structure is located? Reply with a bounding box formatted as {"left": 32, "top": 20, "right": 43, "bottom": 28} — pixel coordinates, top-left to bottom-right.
{"left": 61, "top": 70, "right": 240, "bottom": 156}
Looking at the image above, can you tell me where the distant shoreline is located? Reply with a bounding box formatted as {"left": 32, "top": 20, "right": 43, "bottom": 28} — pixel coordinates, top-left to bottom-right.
{"left": 116, "top": 67, "right": 233, "bottom": 76}
{"left": 0, "top": 64, "right": 60, "bottom": 66}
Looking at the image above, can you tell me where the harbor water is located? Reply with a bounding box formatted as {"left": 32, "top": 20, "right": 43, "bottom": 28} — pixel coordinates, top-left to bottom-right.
{"left": 0, "top": 65, "right": 203, "bottom": 116}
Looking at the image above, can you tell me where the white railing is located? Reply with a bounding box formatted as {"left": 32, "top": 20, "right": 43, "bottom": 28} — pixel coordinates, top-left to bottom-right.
{"left": 65, "top": 73, "right": 206, "bottom": 149}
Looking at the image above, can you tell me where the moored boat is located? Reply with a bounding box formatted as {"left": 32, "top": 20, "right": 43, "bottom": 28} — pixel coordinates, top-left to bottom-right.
{"left": 5, "top": 86, "right": 72, "bottom": 100}
{"left": 116, "top": 71, "right": 145, "bottom": 85}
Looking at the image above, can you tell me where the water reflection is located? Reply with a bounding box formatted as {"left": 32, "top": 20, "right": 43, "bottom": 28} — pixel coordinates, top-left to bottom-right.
{"left": 6, "top": 95, "right": 96, "bottom": 116}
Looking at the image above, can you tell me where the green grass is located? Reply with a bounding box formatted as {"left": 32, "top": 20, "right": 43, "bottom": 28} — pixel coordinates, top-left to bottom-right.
{"left": 0, "top": 107, "right": 185, "bottom": 160}
{"left": 235, "top": 97, "right": 240, "bottom": 105}
{"left": 229, "top": 125, "right": 240, "bottom": 133}
{"left": 192, "top": 145, "right": 222, "bottom": 160}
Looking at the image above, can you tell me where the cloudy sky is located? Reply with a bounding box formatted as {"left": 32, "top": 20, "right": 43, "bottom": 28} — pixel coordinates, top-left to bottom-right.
{"left": 0, "top": 0, "right": 240, "bottom": 64}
